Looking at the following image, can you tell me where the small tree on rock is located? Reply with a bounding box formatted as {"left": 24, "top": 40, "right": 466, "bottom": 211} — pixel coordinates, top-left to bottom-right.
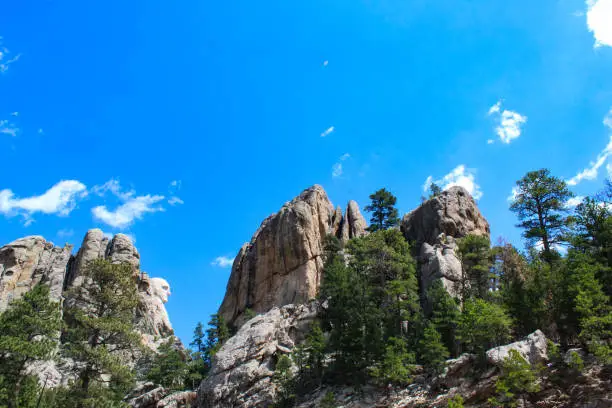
{"left": 364, "top": 188, "right": 400, "bottom": 232}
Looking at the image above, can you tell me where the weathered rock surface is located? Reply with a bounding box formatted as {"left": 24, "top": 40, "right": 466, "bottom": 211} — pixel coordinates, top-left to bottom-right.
{"left": 0, "top": 229, "right": 176, "bottom": 386}
{"left": 219, "top": 185, "right": 367, "bottom": 326}
{"left": 419, "top": 234, "right": 463, "bottom": 307}
{"left": 401, "top": 186, "right": 490, "bottom": 246}
{"left": 0, "top": 236, "right": 72, "bottom": 312}
{"left": 487, "top": 329, "right": 548, "bottom": 366}
{"left": 198, "top": 302, "right": 318, "bottom": 408}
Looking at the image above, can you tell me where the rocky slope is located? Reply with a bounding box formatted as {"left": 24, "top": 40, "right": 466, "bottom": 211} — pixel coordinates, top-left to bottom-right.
{"left": 218, "top": 185, "right": 367, "bottom": 327}
{"left": 0, "top": 229, "right": 175, "bottom": 388}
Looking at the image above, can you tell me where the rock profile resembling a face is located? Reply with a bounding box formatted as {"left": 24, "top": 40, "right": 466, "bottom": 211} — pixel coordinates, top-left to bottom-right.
{"left": 150, "top": 277, "right": 171, "bottom": 304}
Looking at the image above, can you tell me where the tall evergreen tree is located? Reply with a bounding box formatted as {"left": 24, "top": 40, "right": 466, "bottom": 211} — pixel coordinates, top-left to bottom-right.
{"left": 510, "top": 169, "right": 573, "bottom": 261}
{"left": 0, "top": 284, "right": 61, "bottom": 408}
{"left": 457, "top": 298, "right": 512, "bottom": 359}
{"left": 62, "top": 259, "right": 141, "bottom": 407}
{"left": 428, "top": 281, "right": 460, "bottom": 356}
{"left": 458, "top": 234, "right": 492, "bottom": 300}
{"left": 418, "top": 323, "right": 449, "bottom": 374}
{"left": 364, "top": 188, "right": 400, "bottom": 232}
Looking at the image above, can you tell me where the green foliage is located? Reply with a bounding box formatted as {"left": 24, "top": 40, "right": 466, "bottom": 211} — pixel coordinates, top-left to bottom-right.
{"left": 458, "top": 234, "right": 492, "bottom": 300}
{"left": 273, "top": 354, "right": 295, "bottom": 408}
{"left": 319, "top": 391, "right": 337, "bottom": 408}
{"left": 566, "top": 351, "right": 584, "bottom": 372}
{"left": 429, "top": 183, "right": 442, "bottom": 199}
{"left": 0, "top": 284, "right": 61, "bottom": 407}
{"left": 488, "top": 349, "right": 540, "bottom": 408}
{"left": 457, "top": 298, "right": 512, "bottom": 359}
{"left": 321, "top": 229, "right": 420, "bottom": 385}
{"left": 205, "top": 314, "right": 229, "bottom": 359}
{"left": 244, "top": 308, "right": 257, "bottom": 321}
{"left": 510, "top": 169, "right": 573, "bottom": 261}
{"left": 292, "top": 321, "right": 326, "bottom": 395}
{"left": 418, "top": 323, "right": 449, "bottom": 374}
{"left": 370, "top": 337, "right": 415, "bottom": 386}
{"left": 145, "top": 337, "right": 188, "bottom": 390}
{"left": 429, "top": 281, "right": 460, "bottom": 356}
{"left": 62, "top": 259, "right": 141, "bottom": 407}
{"left": 364, "top": 188, "right": 400, "bottom": 232}
{"left": 447, "top": 395, "right": 464, "bottom": 408}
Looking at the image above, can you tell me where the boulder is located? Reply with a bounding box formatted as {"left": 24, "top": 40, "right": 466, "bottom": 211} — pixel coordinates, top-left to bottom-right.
{"left": 401, "top": 186, "right": 489, "bottom": 246}
{"left": 218, "top": 185, "right": 367, "bottom": 326}
{"left": 486, "top": 330, "right": 548, "bottom": 366}
{"left": 198, "top": 302, "right": 318, "bottom": 408}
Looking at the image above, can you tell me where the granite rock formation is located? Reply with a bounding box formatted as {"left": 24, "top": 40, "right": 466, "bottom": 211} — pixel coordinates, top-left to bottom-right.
{"left": 218, "top": 185, "right": 367, "bottom": 326}
{"left": 198, "top": 302, "right": 319, "bottom": 408}
{"left": 0, "top": 229, "right": 176, "bottom": 386}
{"left": 401, "top": 186, "right": 489, "bottom": 246}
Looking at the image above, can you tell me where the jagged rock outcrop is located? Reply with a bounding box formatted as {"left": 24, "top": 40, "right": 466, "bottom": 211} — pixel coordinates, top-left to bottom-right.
{"left": 219, "top": 185, "right": 367, "bottom": 326}
{"left": 419, "top": 234, "right": 463, "bottom": 306}
{"left": 486, "top": 329, "right": 548, "bottom": 366}
{"left": 198, "top": 302, "right": 319, "bottom": 408}
{"left": 0, "top": 229, "right": 176, "bottom": 386}
{"left": 401, "top": 186, "right": 489, "bottom": 246}
{"left": 0, "top": 236, "right": 72, "bottom": 312}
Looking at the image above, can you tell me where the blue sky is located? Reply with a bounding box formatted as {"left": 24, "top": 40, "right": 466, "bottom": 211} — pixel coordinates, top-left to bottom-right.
{"left": 1, "top": 0, "right": 611, "bottom": 344}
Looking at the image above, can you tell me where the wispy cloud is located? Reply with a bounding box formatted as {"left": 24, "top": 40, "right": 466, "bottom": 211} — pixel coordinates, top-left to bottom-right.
{"left": 168, "top": 196, "right": 184, "bottom": 206}
{"left": 91, "top": 179, "right": 165, "bottom": 229}
{"left": 507, "top": 186, "right": 520, "bottom": 203}
{"left": 586, "top": 0, "right": 612, "bottom": 48}
{"left": 423, "top": 165, "right": 483, "bottom": 200}
{"left": 320, "top": 126, "right": 335, "bottom": 137}
{"left": 0, "top": 39, "right": 21, "bottom": 73}
{"left": 331, "top": 153, "right": 350, "bottom": 178}
{"left": 323, "top": 60, "right": 329, "bottom": 67}
{"left": 169, "top": 180, "right": 182, "bottom": 190}
{"left": 211, "top": 256, "right": 233, "bottom": 268}
{"left": 567, "top": 110, "right": 612, "bottom": 186}
{"left": 566, "top": 196, "right": 585, "bottom": 208}
{"left": 488, "top": 100, "right": 527, "bottom": 144}
{"left": 0, "top": 180, "right": 87, "bottom": 225}
{"left": 57, "top": 228, "right": 75, "bottom": 239}
{"left": 0, "top": 119, "right": 19, "bottom": 137}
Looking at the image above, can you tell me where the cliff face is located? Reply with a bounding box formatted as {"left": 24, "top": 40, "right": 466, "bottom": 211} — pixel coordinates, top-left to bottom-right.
{"left": 218, "top": 185, "right": 367, "bottom": 327}
{"left": 0, "top": 229, "right": 175, "bottom": 387}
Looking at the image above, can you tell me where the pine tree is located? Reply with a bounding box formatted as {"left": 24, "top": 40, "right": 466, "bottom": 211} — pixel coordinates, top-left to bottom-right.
{"left": 429, "top": 183, "right": 442, "bottom": 199}
{"left": 146, "top": 337, "right": 188, "bottom": 391}
{"left": 62, "top": 259, "right": 141, "bottom": 407}
{"left": 369, "top": 337, "right": 415, "bottom": 386}
{"left": 0, "top": 284, "right": 61, "bottom": 408}
{"left": 457, "top": 298, "right": 512, "bottom": 359}
{"left": 457, "top": 234, "right": 492, "bottom": 300}
{"left": 186, "top": 321, "right": 208, "bottom": 388}
{"left": 510, "top": 169, "right": 573, "bottom": 262}
{"left": 428, "top": 281, "right": 460, "bottom": 356}
{"left": 418, "top": 323, "right": 449, "bottom": 374}
{"left": 204, "top": 314, "right": 229, "bottom": 363}
{"left": 364, "top": 188, "right": 400, "bottom": 232}
{"left": 488, "top": 349, "right": 540, "bottom": 408}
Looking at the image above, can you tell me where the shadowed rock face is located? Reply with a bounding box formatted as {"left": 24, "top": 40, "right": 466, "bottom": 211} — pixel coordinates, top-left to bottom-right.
{"left": 401, "top": 186, "right": 490, "bottom": 246}
{"left": 218, "top": 185, "right": 367, "bottom": 327}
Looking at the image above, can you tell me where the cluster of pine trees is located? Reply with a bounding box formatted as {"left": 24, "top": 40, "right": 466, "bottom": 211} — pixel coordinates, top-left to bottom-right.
{"left": 0, "top": 256, "right": 231, "bottom": 408}
{"left": 273, "top": 169, "right": 611, "bottom": 407}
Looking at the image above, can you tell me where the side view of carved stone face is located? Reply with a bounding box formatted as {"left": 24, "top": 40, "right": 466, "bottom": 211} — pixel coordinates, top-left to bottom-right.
{"left": 150, "top": 277, "right": 171, "bottom": 304}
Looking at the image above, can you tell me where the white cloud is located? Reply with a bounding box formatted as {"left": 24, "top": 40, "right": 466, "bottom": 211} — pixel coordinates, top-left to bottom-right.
{"left": 211, "top": 256, "right": 233, "bottom": 268}
{"left": 91, "top": 179, "right": 133, "bottom": 201}
{"left": 169, "top": 180, "right": 182, "bottom": 189}
{"left": 0, "top": 180, "right": 87, "bottom": 224}
{"left": 566, "top": 196, "right": 585, "bottom": 208}
{"left": 339, "top": 153, "right": 350, "bottom": 161}
{"left": 587, "top": 0, "right": 612, "bottom": 48}
{"left": 332, "top": 163, "right": 343, "bottom": 178}
{"left": 487, "top": 139, "right": 494, "bottom": 145}
{"left": 0, "top": 119, "right": 18, "bottom": 137}
{"left": 507, "top": 186, "right": 520, "bottom": 203}
{"left": 57, "top": 228, "right": 74, "bottom": 238}
{"left": 168, "top": 196, "right": 184, "bottom": 206}
{"left": 567, "top": 135, "right": 612, "bottom": 185}
{"left": 320, "top": 126, "right": 335, "bottom": 137}
{"left": 488, "top": 100, "right": 527, "bottom": 144}
{"left": 0, "top": 39, "right": 20, "bottom": 73}
{"left": 424, "top": 165, "right": 483, "bottom": 200}
{"left": 92, "top": 194, "right": 165, "bottom": 229}
{"left": 323, "top": 60, "right": 329, "bottom": 67}
{"left": 605, "top": 108, "right": 612, "bottom": 129}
